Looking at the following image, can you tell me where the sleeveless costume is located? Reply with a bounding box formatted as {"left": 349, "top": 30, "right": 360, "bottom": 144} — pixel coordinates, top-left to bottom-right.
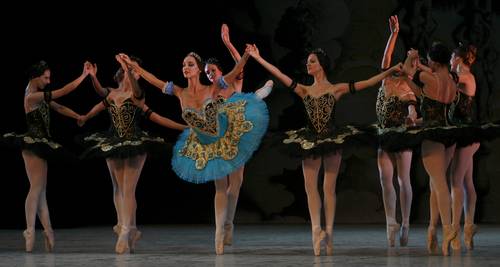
{"left": 172, "top": 93, "right": 269, "bottom": 183}
{"left": 282, "top": 93, "right": 365, "bottom": 158}
{"left": 80, "top": 97, "right": 167, "bottom": 159}
{"left": 375, "top": 79, "right": 420, "bottom": 152}
{"left": 2, "top": 91, "right": 69, "bottom": 160}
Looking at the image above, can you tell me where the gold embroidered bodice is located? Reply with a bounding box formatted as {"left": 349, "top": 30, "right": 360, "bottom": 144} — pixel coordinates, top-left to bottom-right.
{"left": 179, "top": 97, "right": 253, "bottom": 169}
{"left": 26, "top": 101, "right": 51, "bottom": 138}
{"left": 181, "top": 97, "right": 225, "bottom": 137}
{"left": 303, "top": 93, "right": 336, "bottom": 134}
{"left": 107, "top": 98, "right": 142, "bottom": 139}
{"left": 376, "top": 87, "right": 411, "bottom": 128}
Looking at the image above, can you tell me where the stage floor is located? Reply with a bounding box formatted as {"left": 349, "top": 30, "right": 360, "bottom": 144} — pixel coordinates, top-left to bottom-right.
{"left": 1, "top": 224, "right": 499, "bottom": 266}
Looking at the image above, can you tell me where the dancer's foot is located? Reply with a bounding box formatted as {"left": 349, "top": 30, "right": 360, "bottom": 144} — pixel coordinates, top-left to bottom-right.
{"left": 215, "top": 229, "right": 225, "bottom": 255}
{"left": 255, "top": 80, "right": 273, "bottom": 99}
{"left": 312, "top": 228, "right": 326, "bottom": 256}
{"left": 400, "top": 224, "right": 409, "bottom": 247}
{"left": 464, "top": 224, "right": 477, "bottom": 251}
{"left": 450, "top": 225, "right": 461, "bottom": 251}
{"left": 129, "top": 227, "right": 142, "bottom": 253}
{"left": 325, "top": 231, "right": 334, "bottom": 256}
{"left": 442, "top": 224, "right": 458, "bottom": 256}
{"left": 427, "top": 226, "right": 439, "bottom": 254}
{"left": 23, "top": 229, "right": 35, "bottom": 253}
{"left": 387, "top": 223, "right": 400, "bottom": 247}
{"left": 43, "top": 229, "right": 55, "bottom": 252}
{"left": 115, "top": 227, "right": 130, "bottom": 254}
{"left": 223, "top": 223, "right": 233, "bottom": 246}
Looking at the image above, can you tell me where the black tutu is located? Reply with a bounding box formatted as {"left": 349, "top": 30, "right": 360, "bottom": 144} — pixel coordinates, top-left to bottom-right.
{"left": 409, "top": 125, "right": 460, "bottom": 147}
{"left": 2, "top": 99, "right": 75, "bottom": 161}
{"left": 1, "top": 132, "right": 73, "bottom": 161}
{"left": 454, "top": 123, "right": 484, "bottom": 147}
{"left": 375, "top": 125, "right": 422, "bottom": 152}
{"left": 278, "top": 125, "right": 370, "bottom": 159}
{"left": 79, "top": 130, "right": 169, "bottom": 159}
{"left": 79, "top": 98, "right": 171, "bottom": 159}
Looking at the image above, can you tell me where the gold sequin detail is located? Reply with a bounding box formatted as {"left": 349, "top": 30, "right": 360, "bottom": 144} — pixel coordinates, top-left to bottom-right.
{"left": 108, "top": 100, "right": 137, "bottom": 138}
{"left": 83, "top": 134, "right": 165, "bottom": 153}
{"left": 283, "top": 126, "right": 361, "bottom": 150}
{"left": 182, "top": 97, "right": 225, "bottom": 137}
{"left": 376, "top": 87, "right": 408, "bottom": 128}
{"left": 303, "top": 94, "right": 335, "bottom": 134}
{"left": 179, "top": 99, "right": 253, "bottom": 169}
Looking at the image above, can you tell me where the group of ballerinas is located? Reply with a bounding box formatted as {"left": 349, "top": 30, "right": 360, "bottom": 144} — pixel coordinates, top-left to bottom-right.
{"left": 375, "top": 16, "right": 494, "bottom": 256}
{"left": 2, "top": 24, "right": 272, "bottom": 255}
{"left": 2, "top": 19, "right": 498, "bottom": 257}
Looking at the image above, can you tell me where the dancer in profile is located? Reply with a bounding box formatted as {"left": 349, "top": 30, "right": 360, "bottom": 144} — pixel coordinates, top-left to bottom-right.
{"left": 247, "top": 43, "right": 402, "bottom": 255}
{"left": 2, "top": 60, "right": 90, "bottom": 252}
{"left": 448, "top": 43, "right": 479, "bottom": 251}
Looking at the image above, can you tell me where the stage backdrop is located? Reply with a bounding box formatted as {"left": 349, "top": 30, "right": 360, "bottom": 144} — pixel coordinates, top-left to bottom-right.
{"left": 1, "top": 0, "right": 499, "bottom": 228}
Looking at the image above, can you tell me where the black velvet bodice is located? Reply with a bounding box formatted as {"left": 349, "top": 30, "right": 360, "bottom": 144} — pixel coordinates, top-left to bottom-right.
{"left": 302, "top": 93, "right": 336, "bottom": 137}
{"left": 26, "top": 101, "right": 51, "bottom": 138}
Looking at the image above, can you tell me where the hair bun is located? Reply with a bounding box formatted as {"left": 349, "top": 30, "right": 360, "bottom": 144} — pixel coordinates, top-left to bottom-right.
{"left": 28, "top": 60, "right": 50, "bottom": 80}
{"left": 466, "top": 45, "right": 477, "bottom": 65}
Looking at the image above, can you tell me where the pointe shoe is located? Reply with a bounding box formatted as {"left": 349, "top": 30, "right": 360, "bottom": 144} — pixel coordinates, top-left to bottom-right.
{"left": 450, "top": 225, "right": 461, "bottom": 251}
{"left": 312, "top": 229, "right": 327, "bottom": 256}
{"left": 400, "top": 224, "right": 409, "bottom": 247}
{"left": 255, "top": 80, "right": 273, "bottom": 99}
{"left": 223, "top": 223, "right": 233, "bottom": 246}
{"left": 387, "top": 223, "right": 400, "bottom": 247}
{"left": 23, "top": 229, "right": 35, "bottom": 253}
{"left": 215, "top": 229, "right": 225, "bottom": 255}
{"left": 128, "top": 227, "right": 142, "bottom": 253}
{"left": 427, "top": 226, "right": 439, "bottom": 254}
{"left": 325, "top": 232, "right": 334, "bottom": 256}
{"left": 442, "top": 224, "right": 458, "bottom": 256}
{"left": 115, "top": 227, "right": 130, "bottom": 254}
{"left": 43, "top": 229, "right": 55, "bottom": 252}
{"left": 215, "top": 238, "right": 224, "bottom": 255}
{"left": 215, "top": 240, "right": 224, "bottom": 255}
{"left": 464, "top": 224, "right": 477, "bottom": 251}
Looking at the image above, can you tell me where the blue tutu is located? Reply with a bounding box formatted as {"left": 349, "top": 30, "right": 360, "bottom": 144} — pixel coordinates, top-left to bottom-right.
{"left": 172, "top": 93, "right": 269, "bottom": 183}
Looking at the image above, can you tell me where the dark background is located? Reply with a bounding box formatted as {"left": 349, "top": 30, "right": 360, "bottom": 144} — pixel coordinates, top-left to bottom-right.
{"left": 1, "top": 0, "right": 500, "bottom": 229}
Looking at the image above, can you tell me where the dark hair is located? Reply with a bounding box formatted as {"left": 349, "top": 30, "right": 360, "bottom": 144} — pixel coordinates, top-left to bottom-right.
{"left": 205, "top": 57, "right": 224, "bottom": 73}
{"left": 29, "top": 60, "right": 50, "bottom": 80}
{"left": 186, "top": 52, "right": 204, "bottom": 71}
{"left": 454, "top": 43, "right": 477, "bottom": 66}
{"left": 114, "top": 55, "right": 143, "bottom": 83}
{"left": 129, "top": 55, "right": 143, "bottom": 66}
{"left": 309, "top": 48, "right": 331, "bottom": 72}
{"left": 427, "top": 42, "right": 451, "bottom": 65}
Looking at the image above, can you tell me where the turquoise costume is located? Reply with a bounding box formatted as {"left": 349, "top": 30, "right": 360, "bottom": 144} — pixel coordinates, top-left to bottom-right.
{"left": 172, "top": 93, "right": 269, "bottom": 183}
